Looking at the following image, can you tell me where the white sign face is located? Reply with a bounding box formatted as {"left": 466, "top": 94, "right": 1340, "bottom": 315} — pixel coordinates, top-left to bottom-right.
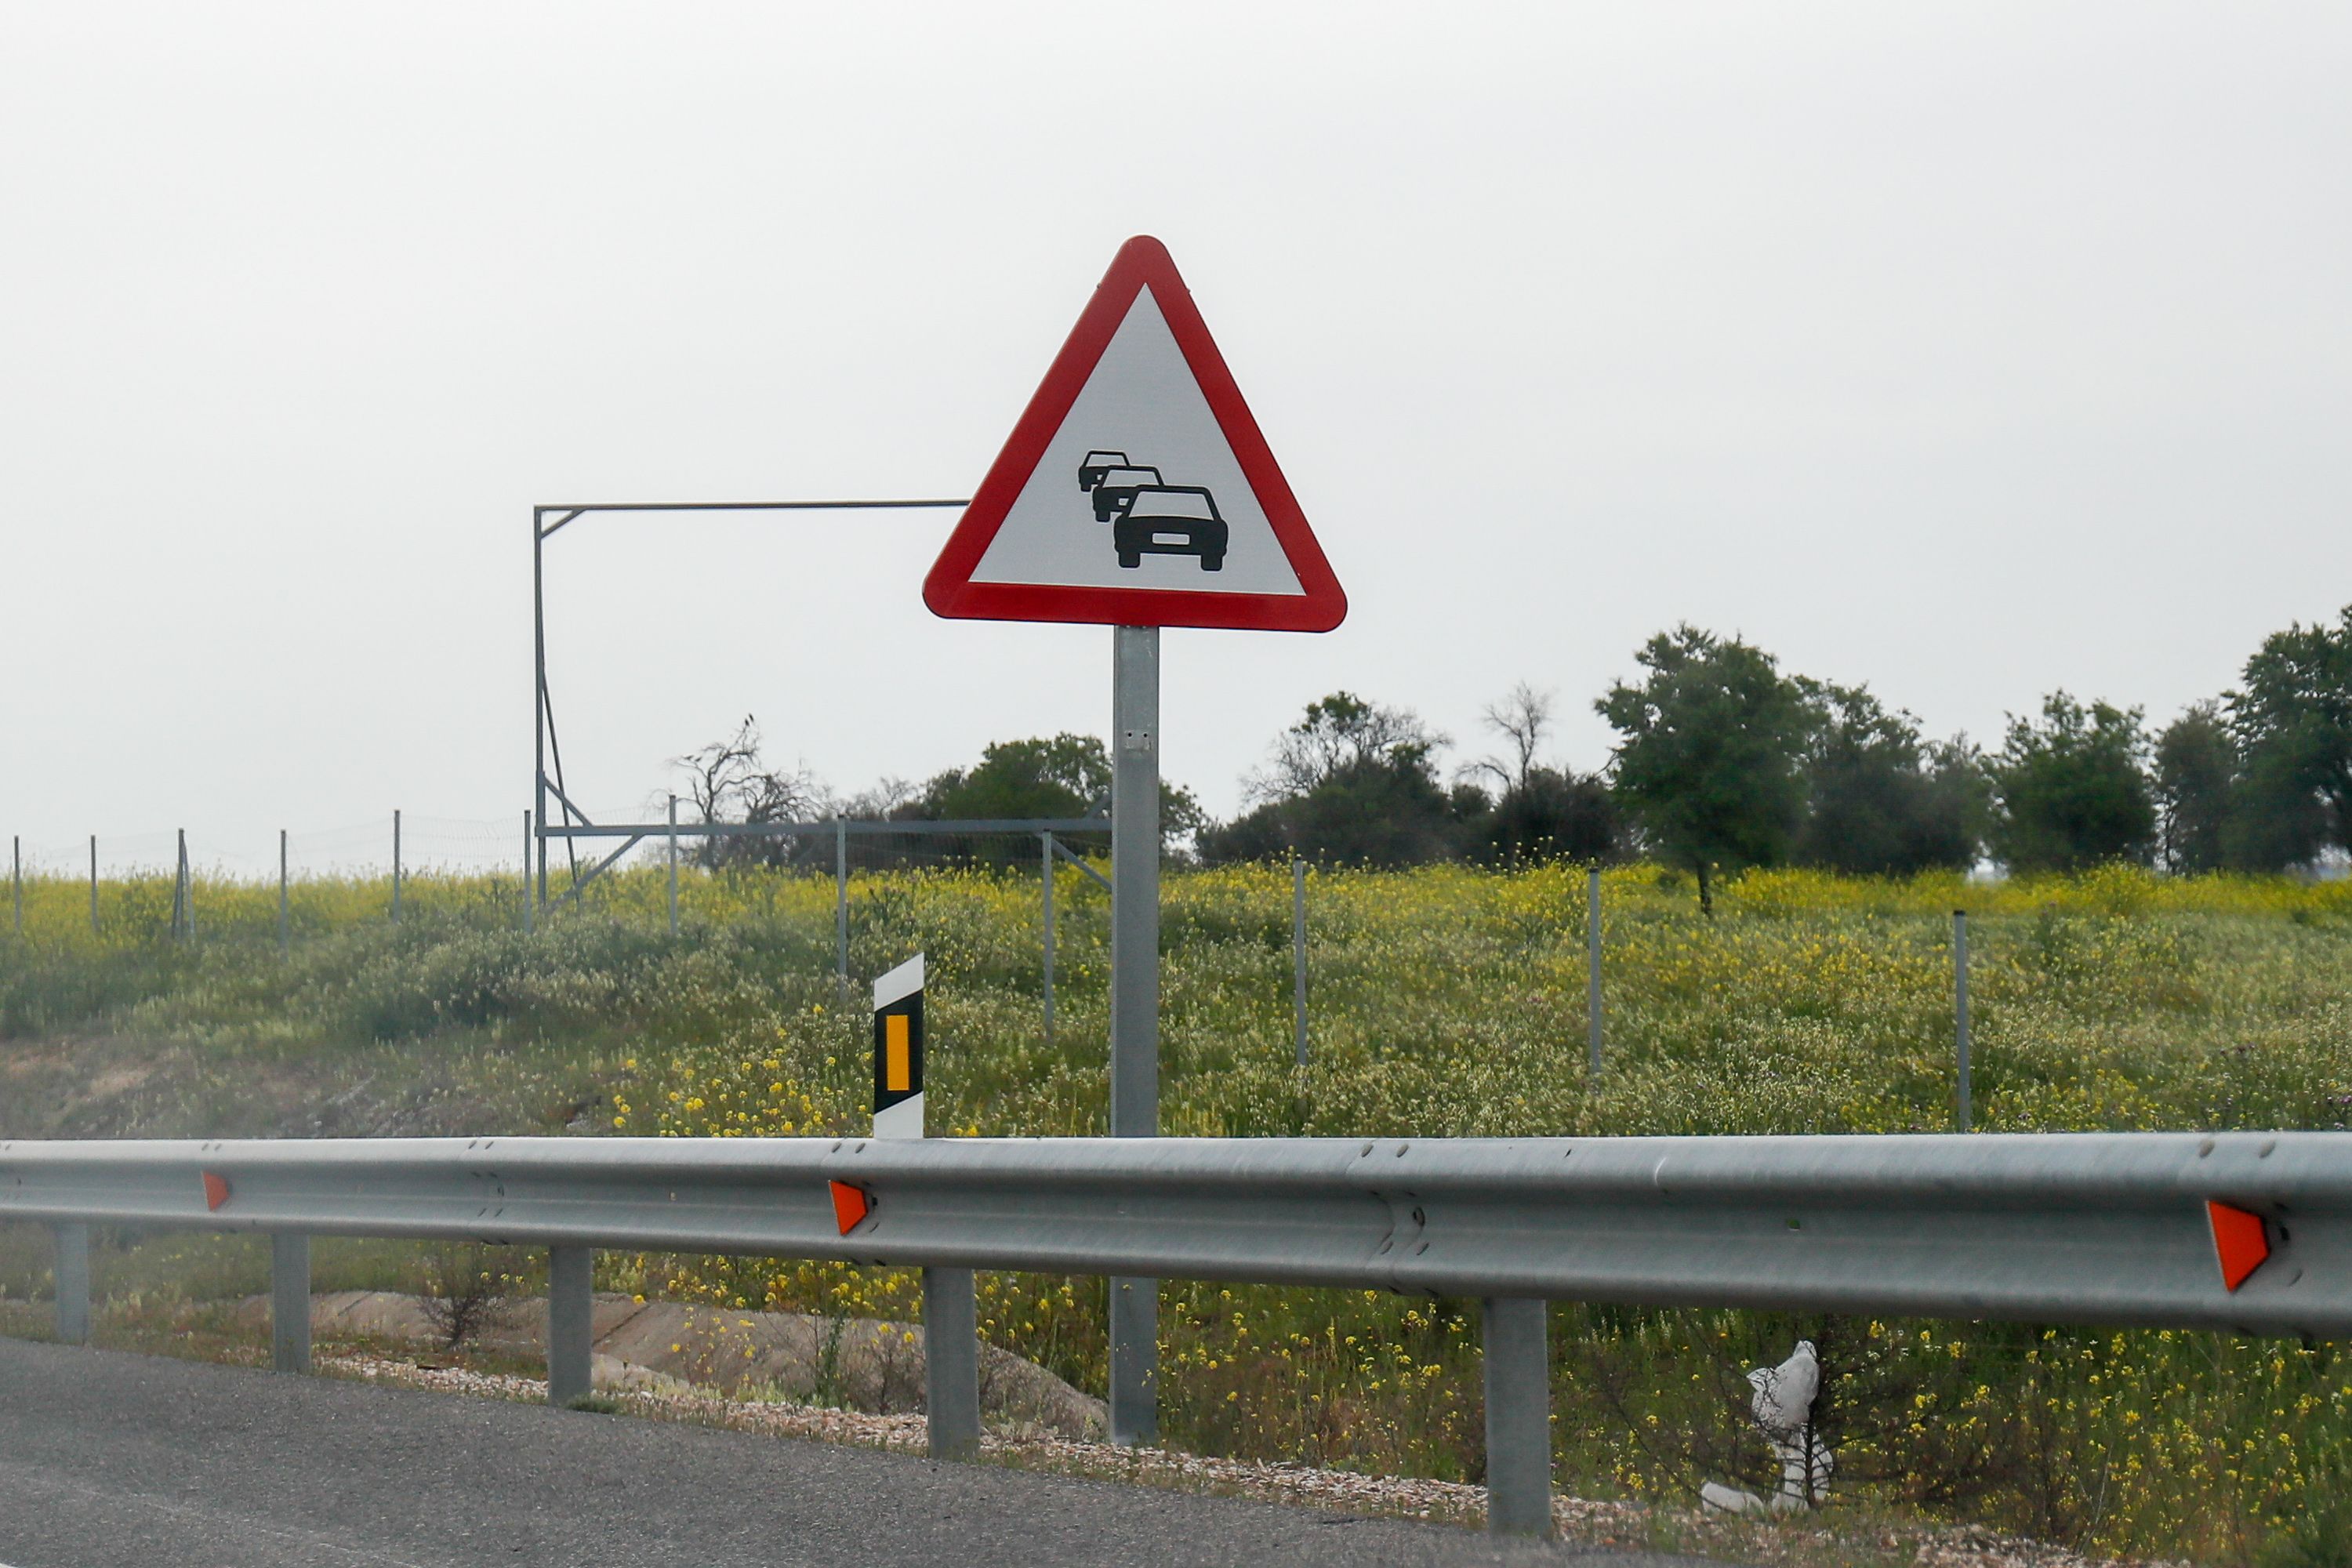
{"left": 970, "top": 287, "right": 1305, "bottom": 597}
{"left": 924, "top": 236, "right": 1345, "bottom": 633}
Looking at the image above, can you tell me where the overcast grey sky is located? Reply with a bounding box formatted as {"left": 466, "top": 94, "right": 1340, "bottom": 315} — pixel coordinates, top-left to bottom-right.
{"left": 3, "top": 2, "right": 2346, "bottom": 873}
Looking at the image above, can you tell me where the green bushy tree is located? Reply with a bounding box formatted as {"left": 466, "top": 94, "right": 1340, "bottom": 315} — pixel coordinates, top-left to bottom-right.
{"left": 2154, "top": 702, "right": 2240, "bottom": 873}
{"left": 1794, "top": 684, "right": 1984, "bottom": 875}
{"left": 1199, "top": 693, "right": 1471, "bottom": 866}
{"left": 1987, "top": 693, "right": 2155, "bottom": 872}
{"left": 1472, "top": 767, "right": 1618, "bottom": 865}
{"left": 2227, "top": 604, "right": 2352, "bottom": 870}
{"left": 1597, "top": 626, "right": 1815, "bottom": 913}
{"left": 915, "top": 732, "right": 1203, "bottom": 853}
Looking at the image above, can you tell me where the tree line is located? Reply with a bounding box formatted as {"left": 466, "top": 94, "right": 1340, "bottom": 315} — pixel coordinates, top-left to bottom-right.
{"left": 674, "top": 603, "right": 2352, "bottom": 902}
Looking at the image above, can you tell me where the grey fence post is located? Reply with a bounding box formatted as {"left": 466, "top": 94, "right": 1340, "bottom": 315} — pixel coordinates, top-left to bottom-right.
{"left": 11, "top": 834, "right": 20, "bottom": 936}
{"left": 1041, "top": 832, "right": 1056, "bottom": 1044}
{"left": 834, "top": 815, "right": 849, "bottom": 1007}
{"left": 271, "top": 1232, "right": 311, "bottom": 1374}
{"left": 1108, "top": 624, "right": 1160, "bottom": 1447}
{"left": 50, "top": 1222, "right": 90, "bottom": 1345}
{"left": 278, "top": 829, "right": 290, "bottom": 954}
{"left": 1482, "top": 1297, "right": 1552, "bottom": 1537}
{"left": 175, "top": 828, "right": 191, "bottom": 942}
{"left": 391, "top": 809, "right": 402, "bottom": 924}
{"left": 924, "top": 1266, "right": 982, "bottom": 1460}
{"left": 547, "top": 1245, "right": 593, "bottom": 1406}
{"left": 522, "top": 811, "right": 535, "bottom": 935}
{"left": 1955, "top": 909, "right": 1972, "bottom": 1132}
{"left": 88, "top": 835, "right": 98, "bottom": 937}
{"left": 1292, "top": 853, "right": 1308, "bottom": 1067}
{"left": 666, "top": 794, "right": 679, "bottom": 938}
{"left": 1586, "top": 866, "right": 1603, "bottom": 1079}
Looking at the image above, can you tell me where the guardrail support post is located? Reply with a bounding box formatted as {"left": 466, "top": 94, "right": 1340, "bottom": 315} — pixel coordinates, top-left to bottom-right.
{"left": 923, "top": 1266, "right": 982, "bottom": 1461}
{"left": 271, "top": 1232, "right": 311, "bottom": 1373}
{"left": 49, "top": 1222, "right": 90, "bottom": 1345}
{"left": 547, "top": 1246, "right": 593, "bottom": 1406}
{"left": 1482, "top": 1297, "right": 1551, "bottom": 1537}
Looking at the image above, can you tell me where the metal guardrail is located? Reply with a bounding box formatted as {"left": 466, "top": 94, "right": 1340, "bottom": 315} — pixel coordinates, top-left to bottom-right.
{"left": 5, "top": 1130, "right": 2346, "bottom": 1537}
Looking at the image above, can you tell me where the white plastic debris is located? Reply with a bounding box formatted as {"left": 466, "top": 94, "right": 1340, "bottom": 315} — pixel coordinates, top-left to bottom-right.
{"left": 1701, "top": 1338, "right": 1835, "bottom": 1515}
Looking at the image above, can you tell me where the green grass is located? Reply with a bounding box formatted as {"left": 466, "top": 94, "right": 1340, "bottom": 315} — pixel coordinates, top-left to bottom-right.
{"left": 3, "top": 859, "right": 2350, "bottom": 1560}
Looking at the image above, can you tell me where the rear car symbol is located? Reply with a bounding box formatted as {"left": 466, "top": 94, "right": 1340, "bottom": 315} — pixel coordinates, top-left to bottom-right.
{"left": 1078, "top": 450, "right": 1131, "bottom": 491}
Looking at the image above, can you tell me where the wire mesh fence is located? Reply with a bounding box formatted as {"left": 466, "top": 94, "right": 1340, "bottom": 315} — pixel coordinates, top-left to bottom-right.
{"left": 1, "top": 816, "right": 1182, "bottom": 1045}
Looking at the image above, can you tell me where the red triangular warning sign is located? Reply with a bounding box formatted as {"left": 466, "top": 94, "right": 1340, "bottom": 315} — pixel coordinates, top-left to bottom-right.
{"left": 924, "top": 236, "right": 1346, "bottom": 633}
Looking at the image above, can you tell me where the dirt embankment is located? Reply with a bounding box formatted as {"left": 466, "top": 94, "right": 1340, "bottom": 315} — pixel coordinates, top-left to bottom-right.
{"left": 237, "top": 1288, "right": 1105, "bottom": 1440}
{"left": 0, "top": 1033, "right": 612, "bottom": 1142}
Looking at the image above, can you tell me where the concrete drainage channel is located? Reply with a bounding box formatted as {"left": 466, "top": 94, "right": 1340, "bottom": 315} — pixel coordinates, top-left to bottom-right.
{"left": 7, "top": 1129, "right": 2350, "bottom": 1540}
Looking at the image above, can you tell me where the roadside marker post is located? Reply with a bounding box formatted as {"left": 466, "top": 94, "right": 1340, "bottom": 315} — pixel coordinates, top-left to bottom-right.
{"left": 868, "top": 953, "right": 981, "bottom": 1460}
{"left": 872, "top": 954, "right": 926, "bottom": 1141}
{"left": 925, "top": 236, "right": 1348, "bottom": 1447}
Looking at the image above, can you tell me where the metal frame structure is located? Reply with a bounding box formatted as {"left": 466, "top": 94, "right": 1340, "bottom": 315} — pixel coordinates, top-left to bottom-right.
{"left": 531, "top": 499, "right": 969, "bottom": 909}
{"left": 5, "top": 1128, "right": 2343, "bottom": 1538}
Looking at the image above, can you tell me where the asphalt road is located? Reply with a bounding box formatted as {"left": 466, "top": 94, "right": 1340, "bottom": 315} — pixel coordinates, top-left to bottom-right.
{"left": 0, "top": 1339, "right": 1713, "bottom": 1567}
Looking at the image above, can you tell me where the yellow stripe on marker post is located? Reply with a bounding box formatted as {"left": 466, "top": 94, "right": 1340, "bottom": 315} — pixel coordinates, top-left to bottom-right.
{"left": 871, "top": 953, "right": 924, "bottom": 1140}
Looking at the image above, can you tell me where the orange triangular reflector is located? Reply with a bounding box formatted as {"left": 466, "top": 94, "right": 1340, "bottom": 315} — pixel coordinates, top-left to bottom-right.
{"left": 829, "top": 1180, "right": 870, "bottom": 1235}
{"left": 201, "top": 1171, "right": 230, "bottom": 1211}
{"left": 2208, "top": 1200, "right": 2269, "bottom": 1291}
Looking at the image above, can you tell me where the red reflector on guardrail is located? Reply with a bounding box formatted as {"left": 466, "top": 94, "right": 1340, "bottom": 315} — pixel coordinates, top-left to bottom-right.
{"left": 201, "top": 1172, "right": 230, "bottom": 1211}
{"left": 829, "top": 1181, "right": 870, "bottom": 1235}
{"left": 2208, "top": 1200, "right": 2269, "bottom": 1291}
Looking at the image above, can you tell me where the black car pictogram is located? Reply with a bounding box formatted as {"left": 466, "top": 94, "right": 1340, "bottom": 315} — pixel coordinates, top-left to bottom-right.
{"left": 1078, "top": 450, "right": 1131, "bottom": 491}
{"left": 1087, "top": 464, "right": 1164, "bottom": 522}
{"left": 1114, "top": 485, "right": 1228, "bottom": 572}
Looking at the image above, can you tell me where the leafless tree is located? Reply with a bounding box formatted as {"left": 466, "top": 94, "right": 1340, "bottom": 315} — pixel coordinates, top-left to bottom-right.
{"left": 1465, "top": 681, "right": 1555, "bottom": 792}
{"left": 672, "top": 716, "right": 823, "bottom": 868}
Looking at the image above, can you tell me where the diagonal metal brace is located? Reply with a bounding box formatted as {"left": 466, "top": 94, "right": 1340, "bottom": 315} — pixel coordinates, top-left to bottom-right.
{"left": 1048, "top": 834, "right": 1111, "bottom": 891}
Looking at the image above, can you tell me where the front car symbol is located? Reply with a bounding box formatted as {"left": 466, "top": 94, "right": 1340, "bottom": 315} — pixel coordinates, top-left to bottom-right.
{"left": 1114, "top": 484, "right": 1228, "bottom": 572}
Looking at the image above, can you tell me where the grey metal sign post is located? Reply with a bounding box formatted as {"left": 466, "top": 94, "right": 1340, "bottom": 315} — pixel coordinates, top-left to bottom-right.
{"left": 1108, "top": 625, "right": 1160, "bottom": 1446}
{"left": 920, "top": 236, "right": 1348, "bottom": 1450}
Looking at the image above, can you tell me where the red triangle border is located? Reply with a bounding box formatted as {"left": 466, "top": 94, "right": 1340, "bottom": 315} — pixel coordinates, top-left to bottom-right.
{"left": 923, "top": 236, "right": 1347, "bottom": 633}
